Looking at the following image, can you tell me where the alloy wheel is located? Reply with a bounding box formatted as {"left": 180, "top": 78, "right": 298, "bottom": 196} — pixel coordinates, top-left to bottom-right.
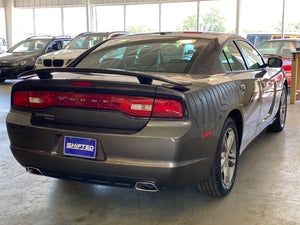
{"left": 221, "top": 128, "right": 237, "bottom": 186}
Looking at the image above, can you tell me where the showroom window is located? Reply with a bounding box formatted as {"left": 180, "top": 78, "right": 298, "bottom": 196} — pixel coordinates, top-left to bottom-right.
{"left": 284, "top": 0, "right": 300, "bottom": 34}
{"left": 35, "top": 8, "right": 62, "bottom": 36}
{"left": 63, "top": 7, "right": 86, "bottom": 37}
{"left": 93, "top": 5, "right": 124, "bottom": 32}
{"left": 161, "top": 2, "right": 197, "bottom": 31}
{"left": 126, "top": 4, "right": 159, "bottom": 32}
{"left": 0, "top": 8, "right": 5, "bottom": 35}
{"left": 240, "top": 0, "right": 283, "bottom": 35}
{"left": 199, "top": 0, "right": 236, "bottom": 33}
{"left": 13, "top": 8, "right": 34, "bottom": 44}
{"left": 0, "top": 8, "right": 5, "bottom": 53}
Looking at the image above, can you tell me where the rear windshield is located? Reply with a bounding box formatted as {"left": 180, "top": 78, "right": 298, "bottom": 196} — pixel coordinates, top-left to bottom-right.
{"left": 65, "top": 34, "right": 107, "bottom": 50}
{"left": 75, "top": 39, "right": 207, "bottom": 73}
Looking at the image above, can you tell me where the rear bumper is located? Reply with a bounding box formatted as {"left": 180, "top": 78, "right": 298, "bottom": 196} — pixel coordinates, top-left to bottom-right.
{"left": 6, "top": 110, "right": 218, "bottom": 188}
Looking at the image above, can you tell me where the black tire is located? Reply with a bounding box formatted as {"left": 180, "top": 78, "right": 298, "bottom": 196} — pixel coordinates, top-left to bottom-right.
{"left": 197, "top": 117, "right": 240, "bottom": 197}
{"left": 268, "top": 85, "right": 287, "bottom": 132}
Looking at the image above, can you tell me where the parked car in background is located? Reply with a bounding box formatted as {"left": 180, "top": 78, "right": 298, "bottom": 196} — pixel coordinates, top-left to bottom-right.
{"left": 35, "top": 32, "right": 128, "bottom": 69}
{"left": 0, "top": 37, "right": 7, "bottom": 54}
{"left": 257, "top": 38, "right": 300, "bottom": 86}
{"left": 0, "top": 36, "right": 71, "bottom": 82}
{"left": 247, "top": 33, "right": 300, "bottom": 47}
{"left": 7, "top": 32, "right": 287, "bottom": 197}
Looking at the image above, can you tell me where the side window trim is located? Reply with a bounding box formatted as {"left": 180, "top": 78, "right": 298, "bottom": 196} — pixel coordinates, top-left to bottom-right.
{"left": 234, "top": 40, "right": 265, "bottom": 71}
{"left": 220, "top": 40, "right": 248, "bottom": 72}
{"left": 221, "top": 50, "right": 232, "bottom": 72}
{"left": 233, "top": 40, "right": 249, "bottom": 70}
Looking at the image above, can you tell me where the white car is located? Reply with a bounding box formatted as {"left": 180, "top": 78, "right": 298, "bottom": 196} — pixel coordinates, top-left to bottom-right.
{"left": 35, "top": 32, "right": 128, "bottom": 69}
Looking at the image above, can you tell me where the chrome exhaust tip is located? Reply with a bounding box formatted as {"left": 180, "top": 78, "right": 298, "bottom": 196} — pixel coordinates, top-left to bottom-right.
{"left": 134, "top": 181, "right": 159, "bottom": 192}
{"left": 26, "top": 167, "right": 43, "bottom": 175}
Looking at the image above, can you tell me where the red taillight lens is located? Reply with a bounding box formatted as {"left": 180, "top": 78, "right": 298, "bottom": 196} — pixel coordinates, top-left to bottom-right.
{"left": 13, "top": 91, "right": 29, "bottom": 107}
{"left": 13, "top": 91, "right": 183, "bottom": 118}
{"left": 152, "top": 98, "right": 183, "bottom": 118}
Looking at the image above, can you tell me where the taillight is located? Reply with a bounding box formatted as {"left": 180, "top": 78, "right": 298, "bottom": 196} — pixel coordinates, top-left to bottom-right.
{"left": 13, "top": 91, "right": 29, "bottom": 107}
{"left": 152, "top": 98, "right": 183, "bottom": 118}
{"left": 13, "top": 91, "right": 183, "bottom": 118}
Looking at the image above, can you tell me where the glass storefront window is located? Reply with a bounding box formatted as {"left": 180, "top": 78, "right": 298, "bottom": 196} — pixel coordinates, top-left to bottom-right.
{"left": 126, "top": 4, "right": 159, "bottom": 33}
{"left": 284, "top": 0, "right": 300, "bottom": 34}
{"left": 241, "top": 0, "right": 283, "bottom": 35}
{"left": 93, "top": 6, "right": 124, "bottom": 32}
{"left": 161, "top": 2, "right": 197, "bottom": 31}
{"left": 63, "top": 7, "right": 86, "bottom": 37}
{"left": 35, "top": 8, "right": 62, "bottom": 36}
{"left": 0, "top": 8, "right": 6, "bottom": 53}
{"left": 13, "top": 8, "right": 34, "bottom": 44}
{"left": 199, "top": 0, "right": 236, "bottom": 33}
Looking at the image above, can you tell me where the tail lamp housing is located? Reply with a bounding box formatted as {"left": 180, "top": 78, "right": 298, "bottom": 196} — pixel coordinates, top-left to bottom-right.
{"left": 13, "top": 91, "right": 184, "bottom": 119}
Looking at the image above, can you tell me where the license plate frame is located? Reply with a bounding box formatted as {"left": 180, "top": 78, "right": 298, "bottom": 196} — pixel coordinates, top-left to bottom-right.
{"left": 64, "top": 136, "right": 97, "bottom": 159}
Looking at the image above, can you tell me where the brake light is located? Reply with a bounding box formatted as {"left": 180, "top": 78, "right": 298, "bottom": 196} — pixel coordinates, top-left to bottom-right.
{"left": 13, "top": 91, "right": 183, "bottom": 118}
{"left": 152, "top": 98, "right": 183, "bottom": 118}
{"left": 71, "top": 82, "right": 95, "bottom": 87}
{"left": 13, "top": 91, "right": 29, "bottom": 107}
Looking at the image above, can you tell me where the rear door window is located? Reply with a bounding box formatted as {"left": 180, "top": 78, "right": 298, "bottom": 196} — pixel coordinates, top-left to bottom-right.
{"left": 236, "top": 41, "right": 264, "bottom": 70}
{"left": 221, "top": 41, "right": 247, "bottom": 72}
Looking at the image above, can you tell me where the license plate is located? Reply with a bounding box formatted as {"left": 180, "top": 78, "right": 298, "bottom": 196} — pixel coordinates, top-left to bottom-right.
{"left": 64, "top": 136, "right": 97, "bottom": 159}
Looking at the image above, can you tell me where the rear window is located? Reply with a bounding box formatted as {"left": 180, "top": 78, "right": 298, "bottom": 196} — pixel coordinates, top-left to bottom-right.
{"left": 75, "top": 39, "right": 206, "bottom": 73}
{"left": 65, "top": 35, "right": 107, "bottom": 50}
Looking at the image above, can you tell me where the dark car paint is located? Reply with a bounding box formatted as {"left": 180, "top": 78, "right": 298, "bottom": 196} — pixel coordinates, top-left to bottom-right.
{"left": 0, "top": 38, "right": 70, "bottom": 81}
{"left": 6, "top": 33, "right": 287, "bottom": 190}
{"left": 0, "top": 52, "right": 40, "bottom": 79}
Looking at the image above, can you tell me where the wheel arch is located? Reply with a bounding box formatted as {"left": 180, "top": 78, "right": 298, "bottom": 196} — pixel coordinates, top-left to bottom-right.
{"left": 227, "top": 109, "right": 243, "bottom": 149}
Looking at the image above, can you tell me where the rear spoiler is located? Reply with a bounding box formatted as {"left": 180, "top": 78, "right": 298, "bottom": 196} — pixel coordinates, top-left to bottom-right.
{"left": 18, "top": 68, "right": 192, "bottom": 91}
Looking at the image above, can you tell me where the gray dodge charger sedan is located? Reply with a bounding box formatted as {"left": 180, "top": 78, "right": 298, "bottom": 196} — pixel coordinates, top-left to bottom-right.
{"left": 6, "top": 32, "right": 287, "bottom": 197}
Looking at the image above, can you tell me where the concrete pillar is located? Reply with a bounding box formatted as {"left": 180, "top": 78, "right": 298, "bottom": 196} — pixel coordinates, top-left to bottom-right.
{"left": 86, "top": 0, "right": 91, "bottom": 32}
{"left": 159, "top": 4, "right": 161, "bottom": 32}
{"left": 197, "top": 1, "right": 200, "bottom": 31}
{"left": 124, "top": 5, "right": 126, "bottom": 31}
{"left": 4, "top": 0, "right": 13, "bottom": 48}
{"left": 236, "top": 0, "right": 241, "bottom": 35}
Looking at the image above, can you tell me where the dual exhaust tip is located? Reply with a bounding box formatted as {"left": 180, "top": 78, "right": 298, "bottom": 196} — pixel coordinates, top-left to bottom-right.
{"left": 134, "top": 181, "right": 159, "bottom": 192}
{"left": 26, "top": 167, "right": 43, "bottom": 175}
{"left": 26, "top": 167, "right": 159, "bottom": 192}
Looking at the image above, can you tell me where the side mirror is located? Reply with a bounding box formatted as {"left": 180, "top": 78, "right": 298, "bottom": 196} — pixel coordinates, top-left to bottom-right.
{"left": 268, "top": 57, "right": 283, "bottom": 67}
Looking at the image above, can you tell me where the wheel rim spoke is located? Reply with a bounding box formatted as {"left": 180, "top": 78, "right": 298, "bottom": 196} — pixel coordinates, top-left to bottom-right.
{"left": 221, "top": 128, "right": 237, "bottom": 186}
{"left": 280, "top": 91, "right": 287, "bottom": 125}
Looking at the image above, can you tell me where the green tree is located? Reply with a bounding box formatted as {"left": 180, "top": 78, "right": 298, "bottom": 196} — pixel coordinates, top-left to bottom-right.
{"left": 275, "top": 21, "right": 300, "bottom": 33}
{"left": 126, "top": 25, "right": 155, "bottom": 33}
{"left": 177, "top": 15, "right": 197, "bottom": 31}
{"left": 200, "top": 8, "right": 225, "bottom": 32}
{"left": 177, "top": 9, "right": 226, "bottom": 32}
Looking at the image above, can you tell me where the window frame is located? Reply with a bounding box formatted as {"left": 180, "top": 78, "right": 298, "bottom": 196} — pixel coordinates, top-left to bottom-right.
{"left": 220, "top": 40, "right": 247, "bottom": 73}
{"left": 235, "top": 40, "right": 265, "bottom": 71}
{"left": 220, "top": 39, "right": 266, "bottom": 73}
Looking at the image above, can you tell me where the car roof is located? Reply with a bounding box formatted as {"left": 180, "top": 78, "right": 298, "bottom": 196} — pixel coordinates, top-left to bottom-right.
{"left": 75, "top": 32, "right": 126, "bottom": 36}
{"left": 105, "top": 32, "right": 245, "bottom": 46}
{"left": 26, "top": 36, "right": 71, "bottom": 41}
{"left": 265, "top": 38, "right": 300, "bottom": 42}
